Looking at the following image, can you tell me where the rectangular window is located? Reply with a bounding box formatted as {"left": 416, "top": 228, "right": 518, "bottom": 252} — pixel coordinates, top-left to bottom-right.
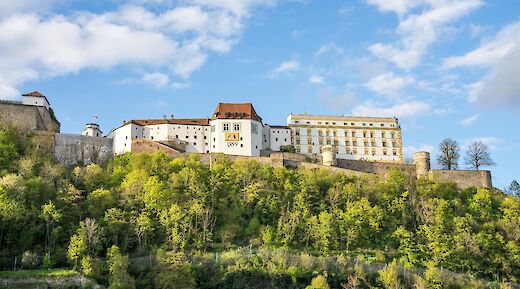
{"left": 211, "top": 125, "right": 215, "bottom": 132}
{"left": 233, "top": 123, "right": 241, "bottom": 132}
{"left": 251, "top": 123, "right": 258, "bottom": 134}
{"left": 223, "top": 123, "right": 229, "bottom": 132}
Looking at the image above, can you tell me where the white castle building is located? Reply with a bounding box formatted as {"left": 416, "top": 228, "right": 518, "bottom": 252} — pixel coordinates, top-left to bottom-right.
{"left": 107, "top": 103, "right": 292, "bottom": 157}
{"left": 105, "top": 103, "right": 402, "bottom": 162}
{"left": 287, "top": 114, "right": 402, "bottom": 162}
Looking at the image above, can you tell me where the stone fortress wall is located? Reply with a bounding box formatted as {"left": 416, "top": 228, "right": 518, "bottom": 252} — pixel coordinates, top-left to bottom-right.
{"left": 0, "top": 101, "right": 60, "bottom": 132}
{"left": 54, "top": 133, "right": 113, "bottom": 166}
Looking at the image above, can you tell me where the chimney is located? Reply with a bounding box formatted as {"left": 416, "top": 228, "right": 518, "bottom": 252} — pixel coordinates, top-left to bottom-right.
{"left": 170, "top": 114, "right": 174, "bottom": 119}
{"left": 123, "top": 120, "right": 126, "bottom": 125}
{"left": 163, "top": 115, "right": 166, "bottom": 120}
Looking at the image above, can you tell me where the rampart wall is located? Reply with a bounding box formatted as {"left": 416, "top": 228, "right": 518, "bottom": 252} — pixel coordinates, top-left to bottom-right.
{"left": 54, "top": 134, "right": 113, "bottom": 166}
{"left": 0, "top": 101, "right": 60, "bottom": 132}
{"left": 132, "top": 139, "right": 184, "bottom": 158}
{"left": 429, "top": 170, "right": 492, "bottom": 189}
{"left": 336, "top": 159, "right": 416, "bottom": 176}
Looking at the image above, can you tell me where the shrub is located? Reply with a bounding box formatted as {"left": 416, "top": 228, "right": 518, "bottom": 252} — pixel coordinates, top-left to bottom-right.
{"left": 378, "top": 260, "right": 402, "bottom": 289}
{"left": 306, "top": 275, "right": 330, "bottom": 289}
{"left": 154, "top": 250, "right": 195, "bottom": 289}
{"left": 21, "top": 251, "right": 40, "bottom": 269}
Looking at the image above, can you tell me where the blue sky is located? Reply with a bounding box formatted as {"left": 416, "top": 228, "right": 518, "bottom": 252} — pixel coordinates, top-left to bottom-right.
{"left": 1, "top": 0, "right": 519, "bottom": 188}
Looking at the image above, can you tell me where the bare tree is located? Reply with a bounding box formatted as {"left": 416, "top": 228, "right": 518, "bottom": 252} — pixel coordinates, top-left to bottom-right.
{"left": 437, "top": 138, "right": 460, "bottom": 170}
{"left": 84, "top": 218, "right": 102, "bottom": 255}
{"left": 464, "top": 141, "right": 495, "bottom": 170}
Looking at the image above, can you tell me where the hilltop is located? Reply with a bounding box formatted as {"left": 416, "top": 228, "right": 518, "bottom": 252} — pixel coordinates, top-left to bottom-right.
{"left": 0, "top": 125, "right": 519, "bottom": 289}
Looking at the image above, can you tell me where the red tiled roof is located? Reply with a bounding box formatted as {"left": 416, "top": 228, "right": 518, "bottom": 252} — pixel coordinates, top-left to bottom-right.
{"left": 22, "top": 91, "right": 45, "bottom": 97}
{"left": 128, "top": 118, "right": 210, "bottom": 126}
{"left": 211, "top": 103, "right": 262, "bottom": 122}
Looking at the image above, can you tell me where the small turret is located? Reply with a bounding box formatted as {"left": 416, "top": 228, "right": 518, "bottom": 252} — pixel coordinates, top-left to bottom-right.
{"left": 82, "top": 123, "right": 103, "bottom": 137}
{"left": 322, "top": 145, "right": 337, "bottom": 166}
{"left": 413, "top": 151, "right": 431, "bottom": 177}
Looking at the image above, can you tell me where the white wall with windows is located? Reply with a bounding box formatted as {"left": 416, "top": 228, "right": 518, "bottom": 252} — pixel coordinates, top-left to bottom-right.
{"left": 269, "top": 128, "right": 291, "bottom": 151}
{"left": 209, "top": 119, "right": 263, "bottom": 156}
{"left": 287, "top": 114, "right": 402, "bottom": 162}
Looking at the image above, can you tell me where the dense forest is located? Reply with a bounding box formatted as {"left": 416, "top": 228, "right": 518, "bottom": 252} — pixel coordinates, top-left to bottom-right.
{"left": 0, "top": 125, "right": 519, "bottom": 289}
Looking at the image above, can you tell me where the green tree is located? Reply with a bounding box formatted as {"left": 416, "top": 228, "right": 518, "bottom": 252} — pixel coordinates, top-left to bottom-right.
{"left": 40, "top": 201, "right": 62, "bottom": 253}
{"left": 134, "top": 211, "right": 153, "bottom": 249}
{"left": 307, "top": 211, "right": 334, "bottom": 254}
{"left": 68, "top": 234, "right": 87, "bottom": 269}
{"left": 154, "top": 250, "right": 196, "bottom": 289}
{"left": 0, "top": 125, "right": 22, "bottom": 173}
{"left": 86, "top": 188, "right": 116, "bottom": 218}
{"left": 306, "top": 275, "right": 330, "bottom": 289}
{"left": 107, "top": 245, "right": 135, "bottom": 289}
{"left": 160, "top": 203, "right": 190, "bottom": 251}
{"left": 378, "top": 260, "right": 402, "bottom": 289}
{"left": 506, "top": 180, "right": 520, "bottom": 197}
{"left": 104, "top": 208, "right": 130, "bottom": 249}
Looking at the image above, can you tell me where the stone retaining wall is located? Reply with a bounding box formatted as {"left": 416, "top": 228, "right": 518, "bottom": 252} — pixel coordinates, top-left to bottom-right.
{"left": 54, "top": 134, "right": 112, "bottom": 166}
{"left": 429, "top": 170, "right": 492, "bottom": 189}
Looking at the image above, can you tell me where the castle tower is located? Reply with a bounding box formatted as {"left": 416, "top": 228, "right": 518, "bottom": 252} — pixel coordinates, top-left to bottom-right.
{"left": 22, "top": 91, "right": 51, "bottom": 110}
{"left": 413, "top": 151, "right": 431, "bottom": 177}
{"left": 82, "top": 123, "right": 103, "bottom": 137}
{"left": 322, "top": 145, "right": 337, "bottom": 166}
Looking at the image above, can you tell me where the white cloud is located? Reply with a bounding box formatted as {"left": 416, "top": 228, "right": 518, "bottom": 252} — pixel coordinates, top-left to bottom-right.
{"left": 445, "top": 21, "right": 520, "bottom": 111}
{"left": 0, "top": 0, "right": 56, "bottom": 18}
{"left": 142, "top": 72, "right": 170, "bottom": 88}
{"left": 462, "top": 137, "right": 501, "bottom": 151}
{"left": 314, "top": 42, "right": 344, "bottom": 57}
{"left": 367, "top": 0, "right": 483, "bottom": 70}
{"left": 0, "top": 1, "right": 274, "bottom": 99}
{"left": 352, "top": 100, "right": 431, "bottom": 118}
{"left": 365, "top": 0, "right": 419, "bottom": 16}
{"left": 403, "top": 144, "right": 435, "bottom": 158}
{"left": 171, "top": 82, "right": 191, "bottom": 90}
{"left": 460, "top": 114, "right": 480, "bottom": 126}
{"left": 364, "top": 72, "right": 415, "bottom": 95}
{"left": 191, "top": 0, "right": 276, "bottom": 16}
{"left": 0, "top": 83, "right": 19, "bottom": 100}
{"left": 317, "top": 88, "right": 357, "bottom": 111}
{"left": 443, "top": 21, "right": 520, "bottom": 68}
{"left": 338, "top": 5, "right": 353, "bottom": 16}
{"left": 269, "top": 60, "right": 301, "bottom": 77}
{"left": 309, "top": 74, "right": 325, "bottom": 85}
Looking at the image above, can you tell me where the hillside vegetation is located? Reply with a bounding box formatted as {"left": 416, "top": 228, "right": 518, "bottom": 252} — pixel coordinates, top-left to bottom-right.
{"left": 0, "top": 125, "right": 519, "bottom": 289}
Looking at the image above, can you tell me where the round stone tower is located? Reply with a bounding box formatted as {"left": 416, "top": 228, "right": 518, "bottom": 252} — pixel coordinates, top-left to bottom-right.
{"left": 413, "top": 151, "right": 431, "bottom": 177}
{"left": 322, "top": 145, "right": 337, "bottom": 166}
{"left": 82, "top": 123, "right": 103, "bottom": 137}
